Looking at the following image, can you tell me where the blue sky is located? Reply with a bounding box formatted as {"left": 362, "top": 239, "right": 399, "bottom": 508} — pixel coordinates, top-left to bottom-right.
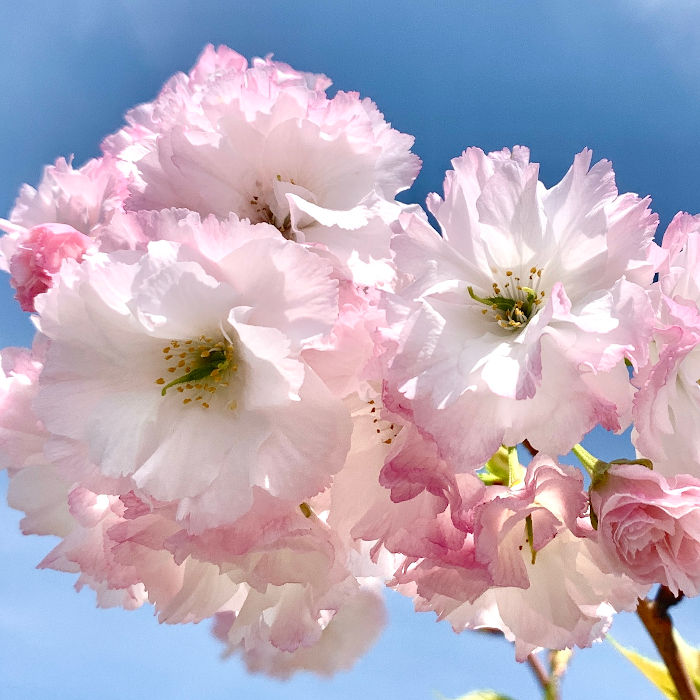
{"left": 2, "top": 2, "right": 700, "bottom": 698}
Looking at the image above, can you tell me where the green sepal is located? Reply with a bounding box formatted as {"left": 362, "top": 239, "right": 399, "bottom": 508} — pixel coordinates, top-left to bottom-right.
{"left": 478, "top": 446, "right": 511, "bottom": 486}
{"left": 589, "top": 501, "right": 599, "bottom": 530}
{"left": 477, "top": 472, "right": 506, "bottom": 486}
{"left": 478, "top": 445, "right": 524, "bottom": 487}
{"left": 609, "top": 457, "right": 654, "bottom": 470}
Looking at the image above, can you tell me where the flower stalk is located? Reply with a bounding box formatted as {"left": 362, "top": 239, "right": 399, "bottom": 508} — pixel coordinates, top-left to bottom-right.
{"left": 637, "top": 588, "right": 699, "bottom": 700}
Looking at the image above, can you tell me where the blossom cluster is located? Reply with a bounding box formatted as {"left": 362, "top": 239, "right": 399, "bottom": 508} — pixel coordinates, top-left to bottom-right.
{"left": 2, "top": 44, "right": 700, "bottom": 676}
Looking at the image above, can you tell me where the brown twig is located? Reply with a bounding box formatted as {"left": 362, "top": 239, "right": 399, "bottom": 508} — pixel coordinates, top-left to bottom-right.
{"left": 522, "top": 439, "right": 538, "bottom": 457}
{"left": 656, "top": 585, "right": 685, "bottom": 616}
{"left": 637, "top": 588, "right": 698, "bottom": 700}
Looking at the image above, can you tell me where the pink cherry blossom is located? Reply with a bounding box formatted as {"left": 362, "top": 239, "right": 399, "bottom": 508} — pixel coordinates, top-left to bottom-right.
{"left": 384, "top": 147, "right": 658, "bottom": 467}
{"left": 408, "top": 525, "right": 644, "bottom": 662}
{"left": 102, "top": 45, "right": 419, "bottom": 278}
{"left": 105, "top": 46, "right": 419, "bottom": 217}
{"left": 34, "top": 479, "right": 387, "bottom": 676}
{"left": 34, "top": 231, "right": 350, "bottom": 531}
{"left": 0, "top": 155, "right": 133, "bottom": 273}
{"left": 5, "top": 223, "right": 92, "bottom": 311}
{"left": 8, "top": 155, "right": 128, "bottom": 236}
{"left": 393, "top": 456, "right": 646, "bottom": 660}
{"left": 633, "top": 213, "right": 700, "bottom": 476}
{"left": 212, "top": 582, "right": 385, "bottom": 678}
{"left": 591, "top": 463, "right": 700, "bottom": 596}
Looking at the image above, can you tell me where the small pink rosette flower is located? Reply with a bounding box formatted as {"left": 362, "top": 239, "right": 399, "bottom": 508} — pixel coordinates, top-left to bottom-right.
{"left": 6, "top": 223, "right": 92, "bottom": 311}
{"left": 591, "top": 462, "right": 700, "bottom": 596}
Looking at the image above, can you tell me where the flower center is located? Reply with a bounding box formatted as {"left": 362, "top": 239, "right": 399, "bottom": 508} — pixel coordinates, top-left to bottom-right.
{"left": 155, "top": 335, "right": 238, "bottom": 409}
{"left": 247, "top": 174, "right": 297, "bottom": 240}
{"left": 365, "top": 398, "right": 400, "bottom": 446}
{"left": 248, "top": 195, "right": 294, "bottom": 239}
{"left": 468, "top": 267, "right": 545, "bottom": 330}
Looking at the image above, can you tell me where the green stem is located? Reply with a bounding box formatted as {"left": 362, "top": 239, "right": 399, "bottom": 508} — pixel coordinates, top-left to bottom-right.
{"left": 546, "top": 650, "right": 573, "bottom": 700}
{"left": 571, "top": 443, "right": 603, "bottom": 478}
{"left": 526, "top": 653, "right": 551, "bottom": 697}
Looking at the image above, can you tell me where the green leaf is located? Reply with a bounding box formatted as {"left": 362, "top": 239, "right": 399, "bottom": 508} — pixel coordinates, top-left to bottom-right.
{"left": 610, "top": 629, "right": 700, "bottom": 697}
{"left": 608, "top": 635, "right": 682, "bottom": 699}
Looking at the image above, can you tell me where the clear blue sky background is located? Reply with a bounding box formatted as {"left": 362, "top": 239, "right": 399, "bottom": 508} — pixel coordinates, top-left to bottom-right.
{"left": 2, "top": 2, "right": 700, "bottom": 698}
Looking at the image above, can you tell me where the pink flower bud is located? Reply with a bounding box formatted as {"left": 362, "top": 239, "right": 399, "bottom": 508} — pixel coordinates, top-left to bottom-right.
{"left": 9, "top": 224, "right": 92, "bottom": 311}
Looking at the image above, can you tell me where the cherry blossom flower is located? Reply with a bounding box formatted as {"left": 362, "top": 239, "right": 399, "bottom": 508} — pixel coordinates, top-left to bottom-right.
{"left": 633, "top": 212, "right": 700, "bottom": 476}
{"left": 105, "top": 46, "right": 419, "bottom": 219}
{"left": 29, "top": 476, "right": 387, "bottom": 676}
{"left": 591, "top": 462, "right": 700, "bottom": 596}
{"left": 212, "top": 581, "right": 385, "bottom": 678}
{"left": 103, "top": 45, "right": 420, "bottom": 281}
{"left": 0, "top": 155, "right": 132, "bottom": 270}
{"left": 392, "top": 456, "right": 646, "bottom": 660}
{"left": 33, "top": 230, "right": 350, "bottom": 531}
{"left": 384, "top": 147, "right": 659, "bottom": 467}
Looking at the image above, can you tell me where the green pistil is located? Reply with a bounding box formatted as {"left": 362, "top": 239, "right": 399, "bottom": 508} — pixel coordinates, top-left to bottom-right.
{"left": 468, "top": 285, "right": 540, "bottom": 329}
{"left": 525, "top": 514, "right": 537, "bottom": 565}
{"left": 161, "top": 348, "right": 229, "bottom": 396}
